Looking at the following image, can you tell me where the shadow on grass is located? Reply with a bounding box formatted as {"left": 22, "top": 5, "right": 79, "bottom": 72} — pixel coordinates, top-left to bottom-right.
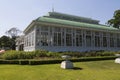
{"left": 72, "top": 67, "right": 83, "bottom": 70}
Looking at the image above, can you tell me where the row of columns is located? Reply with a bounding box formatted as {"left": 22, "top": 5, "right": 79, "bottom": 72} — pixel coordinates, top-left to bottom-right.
{"left": 34, "top": 26, "right": 120, "bottom": 48}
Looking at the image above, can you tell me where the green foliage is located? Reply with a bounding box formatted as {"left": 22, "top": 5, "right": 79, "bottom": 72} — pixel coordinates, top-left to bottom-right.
{"left": 0, "top": 60, "right": 19, "bottom": 64}
{"left": 108, "top": 9, "right": 120, "bottom": 28}
{"left": 2, "top": 50, "right": 18, "bottom": 60}
{"left": 34, "top": 50, "right": 48, "bottom": 57}
{"left": 46, "top": 52, "right": 61, "bottom": 58}
{"left": 0, "top": 56, "right": 116, "bottom": 65}
{"left": 2, "top": 50, "right": 34, "bottom": 60}
{"left": 71, "top": 56, "right": 116, "bottom": 62}
{"left": 1, "top": 50, "right": 117, "bottom": 60}
{"left": 0, "top": 36, "right": 12, "bottom": 49}
{"left": 29, "top": 59, "right": 62, "bottom": 65}
{"left": 61, "top": 51, "right": 115, "bottom": 57}
{"left": 19, "top": 60, "right": 29, "bottom": 65}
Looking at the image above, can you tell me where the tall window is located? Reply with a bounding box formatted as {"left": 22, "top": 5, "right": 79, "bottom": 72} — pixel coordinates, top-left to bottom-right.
{"left": 66, "top": 28, "right": 72, "bottom": 46}
{"left": 41, "top": 32, "right": 49, "bottom": 46}
{"left": 95, "top": 32, "right": 100, "bottom": 47}
{"left": 117, "top": 34, "right": 120, "bottom": 47}
{"left": 24, "top": 37, "right": 27, "bottom": 47}
{"left": 28, "top": 35, "right": 31, "bottom": 46}
{"left": 31, "top": 32, "right": 34, "bottom": 46}
{"left": 110, "top": 33, "right": 114, "bottom": 47}
{"left": 29, "top": 35, "right": 31, "bottom": 46}
{"left": 103, "top": 32, "right": 107, "bottom": 47}
{"left": 40, "top": 26, "right": 49, "bottom": 46}
{"left": 76, "top": 30, "right": 82, "bottom": 46}
{"left": 26, "top": 36, "right": 28, "bottom": 47}
{"left": 36, "top": 28, "right": 41, "bottom": 46}
{"left": 53, "top": 27, "right": 62, "bottom": 46}
{"left": 86, "top": 31, "right": 91, "bottom": 47}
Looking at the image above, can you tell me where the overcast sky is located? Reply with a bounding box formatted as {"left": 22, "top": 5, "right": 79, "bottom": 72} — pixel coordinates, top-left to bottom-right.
{"left": 0, "top": 0, "right": 120, "bottom": 37}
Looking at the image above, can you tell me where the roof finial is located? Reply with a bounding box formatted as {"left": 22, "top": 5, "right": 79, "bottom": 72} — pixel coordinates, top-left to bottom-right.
{"left": 52, "top": 4, "right": 54, "bottom": 12}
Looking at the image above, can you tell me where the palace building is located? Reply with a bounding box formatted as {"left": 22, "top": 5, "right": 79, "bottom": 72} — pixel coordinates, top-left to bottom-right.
{"left": 16, "top": 12, "right": 120, "bottom": 52}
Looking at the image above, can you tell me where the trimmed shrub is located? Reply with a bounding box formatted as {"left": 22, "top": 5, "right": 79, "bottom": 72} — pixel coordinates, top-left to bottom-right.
{"left": 0, "top": 60, "right": 4, "bottom": 64}
{"left": 71, "top": 56, "right": 117, "bottom": 62}
{"left": 0, "top": 60, "right": 19, "bottom": 64}
{"left": 19, "top": 60, "right": 29, "bottom": 65}
{"left": 29, "top": 59, "right": 63, "bottom": 65}
{"left": 0, "top": 56, "right": 117, "bottom": 65}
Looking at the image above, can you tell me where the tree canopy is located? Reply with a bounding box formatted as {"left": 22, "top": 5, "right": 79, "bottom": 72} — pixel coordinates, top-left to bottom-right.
{"left": 0, "top": 36, "right": 12, "bottom": 49}
{"left": 108, "top": 9, "right": 120, "bottom": 28}
{"left": 6, "top": 27, "right": 22, "bottom": 38}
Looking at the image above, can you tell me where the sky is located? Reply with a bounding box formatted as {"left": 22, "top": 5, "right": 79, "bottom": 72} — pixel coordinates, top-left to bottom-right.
{"left": 0, "top": 0, "right": 120, "bottom": 37}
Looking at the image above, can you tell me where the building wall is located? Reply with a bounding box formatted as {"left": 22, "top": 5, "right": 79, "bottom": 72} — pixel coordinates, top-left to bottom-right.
{"left": 35, "top": 46, "right": 120, "bottom": 52}
{"left": 24, "top": 26, "right": 36, "bottom": 51}
{"left": 24, "top": 24, "right": 120, "bottom": 52}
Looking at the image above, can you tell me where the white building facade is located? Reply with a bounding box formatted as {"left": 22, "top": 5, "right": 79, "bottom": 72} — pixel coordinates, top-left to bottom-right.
{"left": 19, "top": 12, "right": 120, "bottom": 52}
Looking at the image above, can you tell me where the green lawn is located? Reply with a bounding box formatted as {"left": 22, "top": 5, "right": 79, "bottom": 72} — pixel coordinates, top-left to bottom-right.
{"left": 0, "top": 60, "right": 120, "bottom": 80}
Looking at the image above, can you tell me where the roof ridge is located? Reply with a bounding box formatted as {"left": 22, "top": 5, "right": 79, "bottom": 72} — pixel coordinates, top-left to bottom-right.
{"left": 45, "top": 11, "right": 99, "bottom": 24}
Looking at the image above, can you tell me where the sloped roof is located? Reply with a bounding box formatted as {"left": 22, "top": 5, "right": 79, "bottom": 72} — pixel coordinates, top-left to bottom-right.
{"left": 24, "top": 12, "right": 120, "bottom": 33}
{"left": 36, "top": 16, "right": 119, "bottom": 31}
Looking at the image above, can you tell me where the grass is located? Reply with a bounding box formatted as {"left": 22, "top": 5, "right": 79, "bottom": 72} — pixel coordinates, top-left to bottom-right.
{"left": 0, "top": 60, "right": 120, "bottom": 80}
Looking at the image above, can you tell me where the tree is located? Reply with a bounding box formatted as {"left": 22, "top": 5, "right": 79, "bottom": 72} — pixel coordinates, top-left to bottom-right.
{"left": 6, "top": 27, "right": 22, "bottom": 38}
{"left": 108, "top": 9, "right": 120, "bottom": 28}
{"left": 0, "top": 36, "right": 12, "bottom": 49}
{"left": 5, "top": 27, "right": 22, "bottom": 50}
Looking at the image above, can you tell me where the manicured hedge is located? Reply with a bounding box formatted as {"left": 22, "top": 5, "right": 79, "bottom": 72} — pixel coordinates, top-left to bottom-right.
{"left": 0, "top": 60, "right": 19, "bottom": 64}
{"left": 71, "top": 56, "right": 117, "bottom": 62}
{"left": 29, "top": 56, "right": 117, "bottom": 65}
{"left": 0, "top": 56, "right": 117, "bottom": 65}
{"left": 29, "top": 59, "right": 62, "bottom": 65}
{"left": 19, "top": 60, "right": 29, "bottom": 65}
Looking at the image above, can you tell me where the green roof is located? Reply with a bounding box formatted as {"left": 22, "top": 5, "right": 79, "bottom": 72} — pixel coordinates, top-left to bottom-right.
{"left": 36, "top": 17, "right": 119, "bottom": 32}
{"left": 44, "top": 12, "right": 99, "bottom": 24}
